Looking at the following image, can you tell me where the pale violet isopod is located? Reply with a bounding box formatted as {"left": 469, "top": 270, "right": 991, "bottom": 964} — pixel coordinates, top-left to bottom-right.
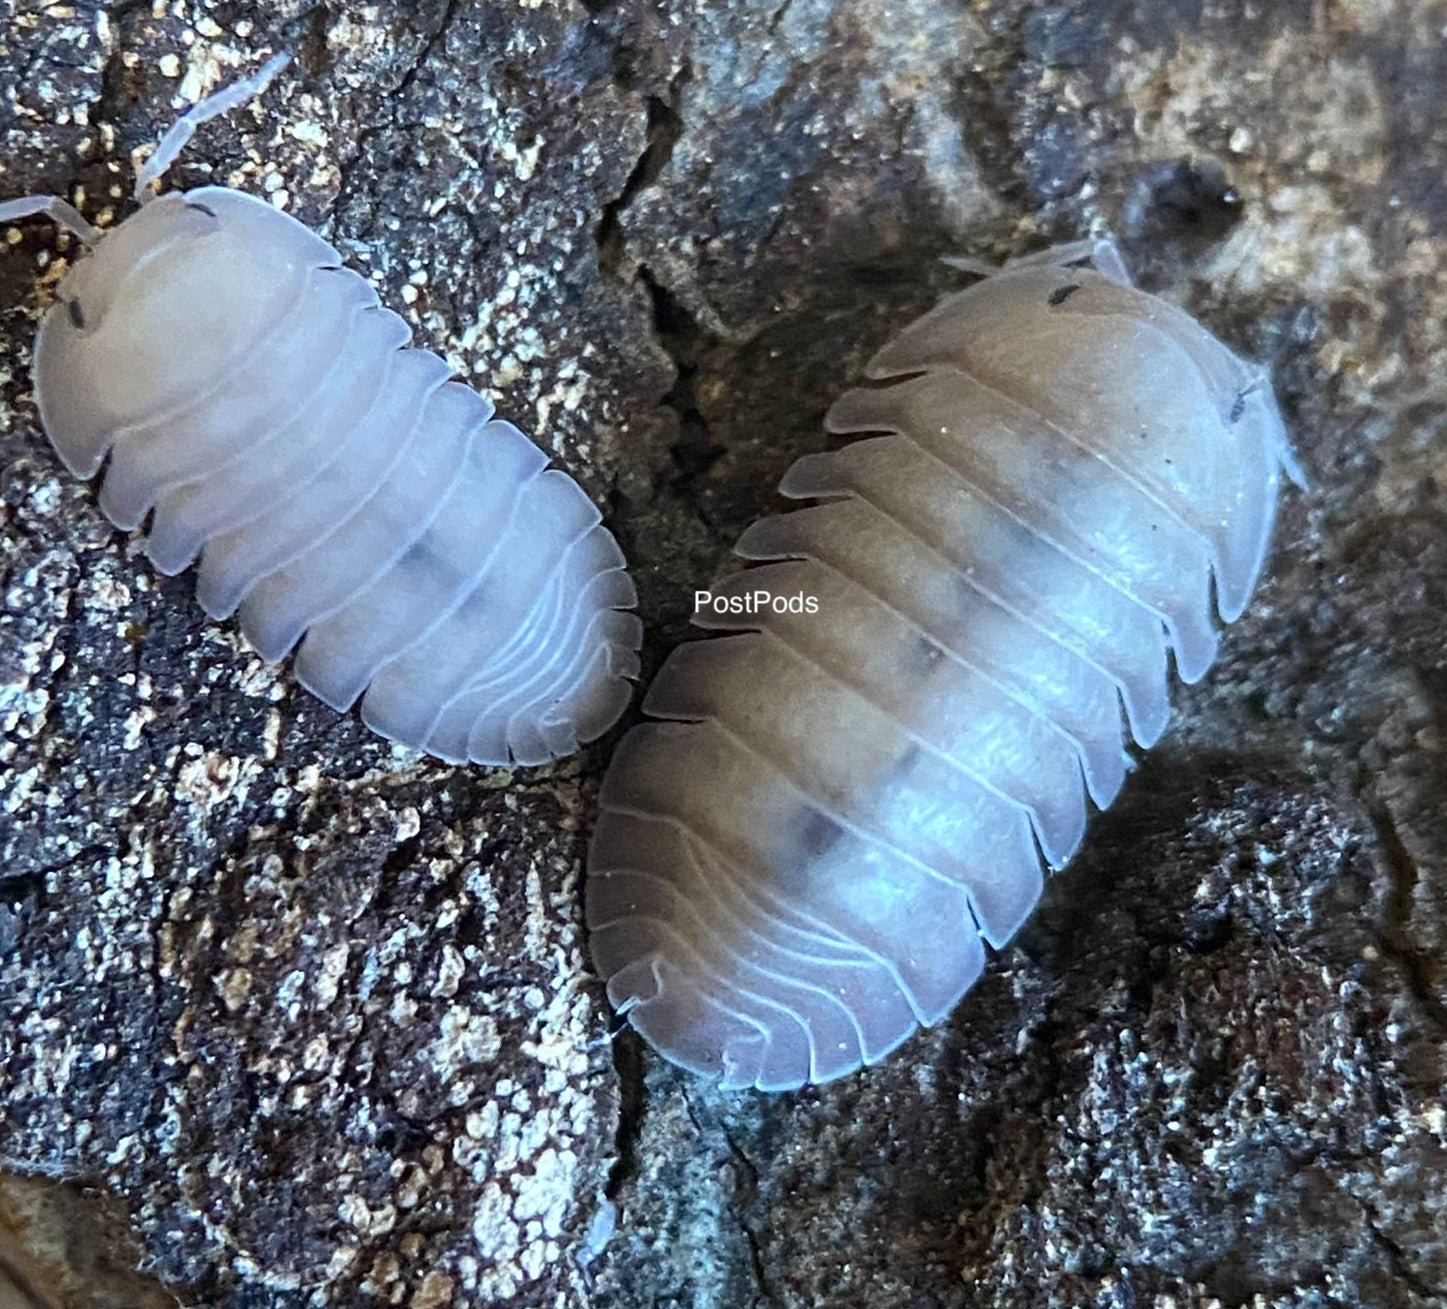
{"left": 585, "top": 240, "right": 1293, "bottom": 1091}
{"left": 0, "top": 55, "right": 640, "bottom": 766}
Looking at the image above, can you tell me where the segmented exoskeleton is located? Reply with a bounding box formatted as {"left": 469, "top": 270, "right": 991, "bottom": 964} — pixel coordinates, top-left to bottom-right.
{"left": 586, "top": 242, "right": 1291, "bottom": 1090}
{"left": 0, "top": 55, "right": 640, "bottom": 765}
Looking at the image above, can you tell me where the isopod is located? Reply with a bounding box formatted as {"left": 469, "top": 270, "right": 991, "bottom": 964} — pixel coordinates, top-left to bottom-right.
{"left": 0, "top": 55, "right": 640, "bottom": 766}
{"left": 585, "top": 240, "right": 1293, "bottom": 1091}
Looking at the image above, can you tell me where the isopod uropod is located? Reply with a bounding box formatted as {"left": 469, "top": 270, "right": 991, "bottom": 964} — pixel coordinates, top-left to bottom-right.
{"left": 585, "top": 240, "right": 1293, "bottom": 1091}
{"left": 0, "top": 55, "right": 640, "bottom": 766}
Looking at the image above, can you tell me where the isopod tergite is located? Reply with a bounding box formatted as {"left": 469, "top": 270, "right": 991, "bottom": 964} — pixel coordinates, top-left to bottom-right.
{"left": 0, "top": 55, "right": 640, "bottom": 766}
{"left": 586, "top": 240, "right": 1293, "bottom": 1091}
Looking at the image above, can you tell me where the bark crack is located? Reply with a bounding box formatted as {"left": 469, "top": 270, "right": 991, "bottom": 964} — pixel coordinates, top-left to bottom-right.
{"left": 602, "top": 1031, "right": 647, "bottom": 1206}
{"left": 677, "top": 1088, "right": 781, "bottom": 1309}
{"left": 1365, "top": 797, "right": 1447, "bottom": 1037}
{"left": 1355, "top": 1193, "right": 1447, "bottom": 1301}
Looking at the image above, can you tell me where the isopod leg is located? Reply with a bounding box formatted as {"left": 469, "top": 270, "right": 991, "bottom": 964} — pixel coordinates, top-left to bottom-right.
{"left": 0, "top": 195, "right": 100, "bottom": 246}
{"left": 1001, "top": 237, "right": 1134, "bottom": 284}
{"left": 1083, "top": 237, "right": 1133, "bottom": 286}
{"left": 943, "top": 236, "right": 1135, "bottom": 286}
{"left": 134, "top": 51, "right": 292, "bottom": 202}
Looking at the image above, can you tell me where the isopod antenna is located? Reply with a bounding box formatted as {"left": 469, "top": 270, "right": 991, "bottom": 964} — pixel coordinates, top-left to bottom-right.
{"left": 134, "top": 51, "right": 292, "bottom": 201}
{"left": 0, "top": 51, "right": 293, "bottom": 246}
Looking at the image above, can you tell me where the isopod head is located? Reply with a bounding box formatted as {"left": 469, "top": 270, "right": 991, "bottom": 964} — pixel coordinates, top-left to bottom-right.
{"left": 36, "top": 189, "right": 333, "bottom": 480}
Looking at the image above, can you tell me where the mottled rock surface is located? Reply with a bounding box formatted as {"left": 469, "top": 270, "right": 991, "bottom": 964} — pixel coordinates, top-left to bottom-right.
{"left": 0, "top": 1172, "right": 175, "bottom": 1308}
{"left": 1, "top": 2, "right": 1444, "bottom": 1308}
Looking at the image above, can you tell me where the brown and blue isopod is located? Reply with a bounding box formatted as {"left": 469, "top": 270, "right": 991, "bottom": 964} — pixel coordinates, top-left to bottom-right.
{"left": 586, "top": 242, "right": 1293, "bottom": 1092}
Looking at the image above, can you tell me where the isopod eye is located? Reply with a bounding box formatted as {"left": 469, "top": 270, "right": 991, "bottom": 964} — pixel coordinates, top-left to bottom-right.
{"left": 51, "top": 197, "right": 220, "bottom": 336}
{"left": 67, "top": 298, "right": 86, "bottom": 329}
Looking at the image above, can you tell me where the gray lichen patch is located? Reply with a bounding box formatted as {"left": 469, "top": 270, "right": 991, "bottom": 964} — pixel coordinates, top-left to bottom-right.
{"left": 4, "top": 744, "right": 625, "bottom": 1302}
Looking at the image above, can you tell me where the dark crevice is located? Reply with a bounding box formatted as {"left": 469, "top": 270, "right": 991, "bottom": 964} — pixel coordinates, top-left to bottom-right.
{"left": 1122, "top": 159, "right": 1244, "bottom": 256}
{"left": 325, "top": 1, "right": 461, "bottom": 232}
{"left": 596, "top": 82, "right": 686, "bottom": 277}
{"left": 1181, "top": 906, "right": 1234, "bottom": 956}
{"left": 602, "top": 1031, "right": 646, "bottom": 1202}
{"left": 397, "top": 0, "right": 462, "bottom": 101}
{"left": 296, "top": 4, "right": 335, "bottom": 78}
{"left": 587, "top": 62, "right": 723, "bottom": 487}
{"left": 1356, "top": 1195, "right": 1447, "bottom": 1301}
{"left": 950, "top": 51, "right": 1028, "bottom": 208}
{"left": 144, "top": 875, "right": 177, "bottom": 1047}
{"left": 326, "top": 120, "right": 387, "bottom": 230}
{"left": 736, "top": 1207, "right": 776, "bottom": 1307}
{"left": 96, "top": 3, "right": 140, "bottom": 170}
{"left": 379, "top": 833, "right": 424, "bottom": 883}
{"left": 715, "top": 1116, "right": 779, "bottom": 1309}
{"left": 678, "top": 1088, "right": 779, "bottom": 1309}
{"left": 0, "top": 870, "right": 46, "bottom": 905}
{"left": 1365, "top": 798, "right": 1447, "bottom": 1037}
{"left": 639, "top": 268, "right": 725, "bottom": 487}
{"left": 1119, "top": 943, "right": 1177, "bottom": 1019}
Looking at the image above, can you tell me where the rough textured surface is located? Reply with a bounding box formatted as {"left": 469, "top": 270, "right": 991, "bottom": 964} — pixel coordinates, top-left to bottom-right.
{"left": 1, "top": 1172, "right": 176, "bottom": 1308}
{"left": 1, "top": 1, "right": 1444, "bottom": 1308}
